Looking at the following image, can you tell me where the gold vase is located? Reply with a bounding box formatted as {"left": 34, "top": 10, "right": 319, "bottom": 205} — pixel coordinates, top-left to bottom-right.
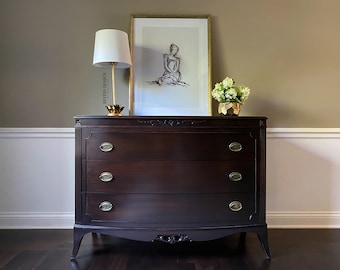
{"left": 218, "top": 102, "right": 241, "bottom": 116}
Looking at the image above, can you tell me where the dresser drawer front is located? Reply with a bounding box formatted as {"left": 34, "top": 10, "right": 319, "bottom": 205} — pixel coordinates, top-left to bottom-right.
{"left": 85, "top": 132, "right": 255, "bottom": 161}
{"left": 86, "top": 160, "right": 255, "bottom": 193}
{"left": 84, "top": 193, "right": 257, "bottom": 226}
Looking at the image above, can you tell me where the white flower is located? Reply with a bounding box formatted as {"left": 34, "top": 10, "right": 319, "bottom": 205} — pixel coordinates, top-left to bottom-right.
{"left": 239, "top": 86, "right": 250, "bottom": 104}
{"left": 222, "top": 77, "right": 234, "bottom": 88}
{"left": 225, "top": 87, "right": 237, "bottom": 100}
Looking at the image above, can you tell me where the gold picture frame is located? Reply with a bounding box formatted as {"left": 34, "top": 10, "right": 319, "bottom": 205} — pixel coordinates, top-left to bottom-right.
{"left": 130, "top": 15, "right": 211, "bottom": 116}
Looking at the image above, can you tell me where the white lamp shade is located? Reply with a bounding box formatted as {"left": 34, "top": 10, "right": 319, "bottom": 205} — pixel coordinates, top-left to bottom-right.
{"left": 93, "top": 29, "right": 132, "bottom": 69}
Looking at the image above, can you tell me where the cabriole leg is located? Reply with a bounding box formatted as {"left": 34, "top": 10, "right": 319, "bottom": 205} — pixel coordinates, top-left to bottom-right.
{"left": 257, "top": 228, "right": 271, "bottom": 260}
{"left": 71, "top": 227, "right": 86, "bottom": 260}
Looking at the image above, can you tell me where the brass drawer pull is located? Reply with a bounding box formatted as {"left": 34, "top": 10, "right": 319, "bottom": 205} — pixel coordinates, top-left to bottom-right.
{"left": 99, "top": 201, "right": 113, "bottom": 212}
{"left": 229, "top": 201, "right": 243, "bottom": 212}
{"left": 99, "top": 172, "right": 114, "bottom": 182}
{"left": 229, "top": 172, "right": 242, "bottom": 182}
{"left": 229, "top": 142, "right": 242, "bottom": 152}
{"left": 99, "top": 142, "right": 114, "bottom": 152}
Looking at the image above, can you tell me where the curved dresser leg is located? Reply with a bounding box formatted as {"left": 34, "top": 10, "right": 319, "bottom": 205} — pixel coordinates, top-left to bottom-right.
{"left": 71, "top": 227, "right": 86, "bottom": 260}
{"left": 257, "top": 228, "right": 271, "bottom": 260}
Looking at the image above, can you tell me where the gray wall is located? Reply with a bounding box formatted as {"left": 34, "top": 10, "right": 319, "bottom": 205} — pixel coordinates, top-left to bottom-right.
{"left": 1, "top": 0, "right": 340, "bottom": 127}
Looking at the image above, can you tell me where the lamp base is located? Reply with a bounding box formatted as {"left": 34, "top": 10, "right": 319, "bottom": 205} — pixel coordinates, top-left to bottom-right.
{"left": 105, "top": 105, "right": 125, "bottom": 116}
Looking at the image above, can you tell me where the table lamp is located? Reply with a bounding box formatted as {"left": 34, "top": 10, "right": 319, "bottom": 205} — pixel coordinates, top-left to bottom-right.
{"left": 93, "top": 29, "right": 132, "bottom": 116}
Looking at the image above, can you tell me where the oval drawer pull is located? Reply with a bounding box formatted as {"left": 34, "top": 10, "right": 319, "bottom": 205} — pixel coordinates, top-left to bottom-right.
{"left": 229, "top": 201, "right": 243, "bottom": 212}
{"left": 99, "top": 172, "right": 114, "bottom": 182}
{"left": 99, "top": 142, "right": 114, "bottom": 152}
{"left": 229, "top": 142, "right": 242, "bottom": 152}
{"left": 229, "top": 172, "right": 242, "bottom": 182}
{"left": 99, "top": 201, "right": 113, "bottom": 212}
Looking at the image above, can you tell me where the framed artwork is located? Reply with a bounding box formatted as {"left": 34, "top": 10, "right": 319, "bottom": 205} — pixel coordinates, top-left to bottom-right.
{"left": 130, "top": 16, "right": 211, "bottom": 116}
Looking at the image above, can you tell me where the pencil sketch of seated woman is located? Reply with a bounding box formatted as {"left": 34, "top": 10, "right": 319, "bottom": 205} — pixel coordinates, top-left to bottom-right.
{"left": 151, "top": 43, "right": 189, "bottom": 87}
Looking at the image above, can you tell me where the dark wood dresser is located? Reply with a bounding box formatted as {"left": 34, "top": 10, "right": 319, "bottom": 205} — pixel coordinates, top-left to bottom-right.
{"left": 72, "top": 116, "right": 270, "bottom": 259}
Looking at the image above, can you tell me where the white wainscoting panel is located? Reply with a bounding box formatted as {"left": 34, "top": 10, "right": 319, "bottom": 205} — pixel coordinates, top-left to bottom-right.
{"left": 0, "top": 128, "right": 340, "bottom": 228}
{"left": 0, "top": 128, "right": 75, "bottom": 228}
{"left": 266, "top": 128, "right": 340, "bottom": 228}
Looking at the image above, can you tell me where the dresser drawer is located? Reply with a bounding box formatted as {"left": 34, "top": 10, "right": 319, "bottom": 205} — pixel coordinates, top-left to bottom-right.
{"left": 85, "top": 132, "right": 255, "bottom": 161}
{"left": 85, "top": 160, "right": 255, "bottom": 193}
{"left": 84, "top": 193, "right": 257, "bottom": 226}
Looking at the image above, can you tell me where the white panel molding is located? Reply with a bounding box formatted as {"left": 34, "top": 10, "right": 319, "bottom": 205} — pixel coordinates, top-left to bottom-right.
{"left": 0, "top": 128, "right": 75, "bottom": 229}
{"left": 266, "top": 127, "right": 340, "bottom": 228}
{"left": 1, "top": 127, "right": 340, "bottom": 228}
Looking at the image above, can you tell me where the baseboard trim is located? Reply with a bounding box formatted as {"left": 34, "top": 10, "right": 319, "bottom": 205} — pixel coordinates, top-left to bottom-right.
{"left": 0, "top": 212, "right": 74, "bottom": 229}
{"left": 1, "top": 212, "right": 340, "bottom": 229}
{"left": 267, "top": 211, "right": 340, "bottom": 229}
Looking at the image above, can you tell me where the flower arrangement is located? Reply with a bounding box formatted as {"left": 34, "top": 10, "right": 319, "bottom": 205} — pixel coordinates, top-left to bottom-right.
{"left": 211, "top": 77, "right": 250, "bottom": 115}
{"left": 211, "top": 77, "right": 250, "bottom": 104}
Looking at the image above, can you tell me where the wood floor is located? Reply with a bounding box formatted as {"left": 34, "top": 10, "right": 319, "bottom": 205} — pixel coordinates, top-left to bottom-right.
{"left": 0, "top": 229, "right": 339, "bottom": 270}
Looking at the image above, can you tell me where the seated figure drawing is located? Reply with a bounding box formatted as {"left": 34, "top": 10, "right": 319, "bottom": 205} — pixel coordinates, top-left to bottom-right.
{"left": 153, "top": 43, "right": 188, "bottom": 86}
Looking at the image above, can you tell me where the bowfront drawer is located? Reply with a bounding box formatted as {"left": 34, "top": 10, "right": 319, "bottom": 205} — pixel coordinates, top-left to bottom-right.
{"left": 85, "top": 132, "right": 255, "bottom": 161}
{"left": 86, "top": 160, "right": 255, "bottom": 193}
{"left": 84, "top": 193, "right": 257, "bottom": 226}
